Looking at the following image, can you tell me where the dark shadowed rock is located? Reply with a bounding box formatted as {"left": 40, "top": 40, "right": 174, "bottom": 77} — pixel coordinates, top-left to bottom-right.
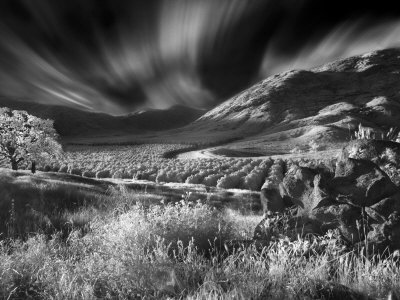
{"left": 260, "top": 165, "right": 332, "bottom": 216}
{"left": 343, "top": 139, "right": 400, "bottom": 186}
{"left": 253, "top": 212, "right": 321, "bottom": 244}
{"left": 343, "top": 139, "right": 400, "bottom": 163}
{"left": 312, "top": 204, "right": 365, "bottom": 243}
{"left": 306, "top": 281, "right": 374, "bottom": 300}
{"left": 260, "top": 188, "right": 285, "bottom": 214}
{"left": 365, "top": 212, "right": 400, "bottom": 253}
{"left": 330, "top": 157, "right": 397, "bottom": 207}
{"left": 255, "top": 151, "right": 400, "bottom": 252}
{"left": 370, "top": 193, "right": 400, "bottom": 220}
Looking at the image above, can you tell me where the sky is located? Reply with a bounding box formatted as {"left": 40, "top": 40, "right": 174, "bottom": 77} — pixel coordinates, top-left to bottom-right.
{"left": 0, "top": 0, "right": 400, "bottom": 115}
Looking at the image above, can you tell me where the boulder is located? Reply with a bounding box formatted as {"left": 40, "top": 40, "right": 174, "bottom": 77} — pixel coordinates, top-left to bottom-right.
{"left": 365, "top": 212, "right": 400, "bottom": 253}
{"left": 260, "top": 165, "right": 332, "bottom": 216}
{"left": 330, "top": 157, "right": 397, "bottom": 207}
{"left": 255, "top": 152, "right": 400, "bottom": 252}
{"left": 253, "top": 212, "right": 321, "bottom": 244}
{"left": 280, "top": 165, "right": 333, "bottom": 216}
{"left": 343, "top": 139, "right": 400, "bottom": 163}
{"left": 312, "top": 204, "right": 365, "bottom": 243}
{"left": 370, "top": 192, "right": 400, "bottom": 220}
{"left": 343, "top": 139, "right": 400, "bottom": 185}
{"left": 260, "top": 188, "right": 285, "bottom": 214}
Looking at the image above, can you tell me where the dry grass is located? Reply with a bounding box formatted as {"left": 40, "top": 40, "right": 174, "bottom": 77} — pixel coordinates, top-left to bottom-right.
{"left": 1, "top": 184, "right": 400, "bottom": 299}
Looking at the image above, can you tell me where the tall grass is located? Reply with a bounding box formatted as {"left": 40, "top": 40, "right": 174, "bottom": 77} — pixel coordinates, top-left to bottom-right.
{"left": 1, "top": 187, "right": 400, "bottom": 299}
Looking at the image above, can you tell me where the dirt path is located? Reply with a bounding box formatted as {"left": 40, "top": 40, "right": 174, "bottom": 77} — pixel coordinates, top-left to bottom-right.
{"left": 177, "top": 148, "right": 341, "bottom": 160}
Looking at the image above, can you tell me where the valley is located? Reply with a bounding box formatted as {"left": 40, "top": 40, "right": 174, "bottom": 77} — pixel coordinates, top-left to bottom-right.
{"left": 1, "top": 48, "right": 400, "bottom": 299}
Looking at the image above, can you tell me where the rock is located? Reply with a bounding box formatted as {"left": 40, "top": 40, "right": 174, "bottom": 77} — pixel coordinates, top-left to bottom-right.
{"left": 343, "top": 139, "right": 400, "bottom": 163}
{"left": 260, "top": 188, "right": 285, "bottom": 214}
{"left": 330, "top": 157, "right": 397, "bottom": 207}
{"left": 306, "top": 281, "right": 374, "bottom": 300}
{"left": 253, "top": 211, "right": 322, "bottom": 243}
{"left": 255, "top": 148, "right": 400, "bottom": 252}
{"left": 366, "top": 212, "right": 400, "bottom": 253}
{"left": 312, "top": 204, "right": 364, "bottom": 242}
{"left": 280, "top": 165, "right": 316, "bottom": 212}
{"left": 370, "top": 193, "right": 400, "bottom": 220}
{"left": 343, "top": 139, "right": 400, "bottom": 185}
{"left": 260, "top": 165, "right": 332, "bottom": 216}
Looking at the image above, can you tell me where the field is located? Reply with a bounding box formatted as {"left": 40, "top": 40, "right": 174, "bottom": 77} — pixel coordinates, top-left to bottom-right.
{"left": 27, "top": 144, "right": 336, "bottom": 192}
{"left": 1, "top": 169, "right": 400, "bottom": 299}
{"left": 0, "top": 142, "right": 400, "bottom": 299}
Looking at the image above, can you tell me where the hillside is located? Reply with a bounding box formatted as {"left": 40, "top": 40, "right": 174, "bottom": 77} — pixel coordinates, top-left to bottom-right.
{"left": 180, "top": 48, "right": 400, "bottom": 155}
{"left": 0, "top": 98, "right": 205, "bottom": 137}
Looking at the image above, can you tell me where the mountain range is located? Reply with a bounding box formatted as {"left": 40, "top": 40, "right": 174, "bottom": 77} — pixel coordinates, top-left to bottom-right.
{"left": 180, "top": 48, "right": 400, "bottom": 154}
{"left": 0, "top": 98, "right": 205, "bottom": 137}
{"left": 1, "top": 48, "right": 400, "bottom": 154}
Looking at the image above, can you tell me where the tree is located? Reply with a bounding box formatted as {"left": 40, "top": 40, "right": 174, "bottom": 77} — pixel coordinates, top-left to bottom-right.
{"left": 0, "top": 107, "right": 63, "bottom": 170}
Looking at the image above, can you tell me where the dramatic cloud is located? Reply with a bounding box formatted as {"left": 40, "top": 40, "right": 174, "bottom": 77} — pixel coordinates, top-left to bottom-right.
{"left": 260, "top": 19, "right": 400, "bottom": 77}
{"left": 0, "top": 0, "right": 399, "bottom": 114}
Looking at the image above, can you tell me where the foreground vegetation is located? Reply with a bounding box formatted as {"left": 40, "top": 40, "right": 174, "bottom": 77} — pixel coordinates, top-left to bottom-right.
{"left": 1, "top": 185, "right": 400, "bottom": 300}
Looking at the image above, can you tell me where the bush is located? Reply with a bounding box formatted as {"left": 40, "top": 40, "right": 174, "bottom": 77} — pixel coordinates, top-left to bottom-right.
{"left": 96, "top": 170, "right": 111, "bottom": 179}
{"left": 203, "top": 174, "right": 223, "bottom": 187}
{"left": 309, "top": 140, "right": 324, "bottom": 152}
{"left": 50, "top": 164, "right": 60, "bottom": 172}
{"left": 1, "top": 186, "right": 400, "bottom": 299}
{"left": 216, "top": 173, "right": 241, "bottom": 189}
{"left": 112, "top": 170, "right": 124, "bottom": 179}
{"left": 185, "top": 174, "right": 203, "bottom": 184}
{"left": 58, "top": 165, "right": 68, "bottom": 173}
{"left": 156, "top": 170, "right": 168, "bottom": 183}
{"left": 69, "top": 168, "right": 82, "bottom": 176}
{"left": 82, "top": 171, "right": 96, "bottom": 178}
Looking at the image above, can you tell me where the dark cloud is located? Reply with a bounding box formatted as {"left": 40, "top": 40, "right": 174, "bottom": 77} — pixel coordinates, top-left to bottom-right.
{"left": 0, "top": 0, "right": 399, "bottom": 114}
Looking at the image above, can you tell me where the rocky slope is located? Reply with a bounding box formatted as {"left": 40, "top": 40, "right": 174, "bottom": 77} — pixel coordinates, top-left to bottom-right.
{"left": 184, "top": 48, "right": 400, "bottom": 154}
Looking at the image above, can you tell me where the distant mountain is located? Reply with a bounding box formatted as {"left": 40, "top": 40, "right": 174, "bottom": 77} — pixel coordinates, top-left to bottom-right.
{"left": 0, "top": 98, "right": 205, "bottom": 136}
{"left": 183, "top": 48, "right": 400, "bottom": 153}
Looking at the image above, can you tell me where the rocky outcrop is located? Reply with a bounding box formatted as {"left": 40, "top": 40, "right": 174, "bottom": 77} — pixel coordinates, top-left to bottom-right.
{"left": 331, "top": 156, "right": 397, "bottom": 207}
{"left": 256, "top": 144, "right": 400, "bottom": 252}
{"left": 344, "top": 139, "right": 400, "bottom": 186}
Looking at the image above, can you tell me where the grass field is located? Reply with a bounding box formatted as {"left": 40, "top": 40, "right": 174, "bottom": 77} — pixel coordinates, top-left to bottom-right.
{"left": 1, "top": 172, "right": 400, "bottom": 299}
{"left": 0, "top": 141, "right": 399, "bottom": 299}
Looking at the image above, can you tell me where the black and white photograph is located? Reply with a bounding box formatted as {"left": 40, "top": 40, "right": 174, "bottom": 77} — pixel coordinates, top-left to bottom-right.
{"left": 1, "top": 0, "right": 400, "bottom": 299}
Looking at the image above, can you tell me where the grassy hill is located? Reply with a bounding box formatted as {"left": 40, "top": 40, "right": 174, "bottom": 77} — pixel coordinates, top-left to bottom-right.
{"left": 177, "top": 48, "right": 400, "bottom": 154}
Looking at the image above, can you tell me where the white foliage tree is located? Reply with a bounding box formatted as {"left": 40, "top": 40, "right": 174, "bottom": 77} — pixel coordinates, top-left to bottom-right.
{"left": 0, "top": 108, "right": 63, "bottom": 170}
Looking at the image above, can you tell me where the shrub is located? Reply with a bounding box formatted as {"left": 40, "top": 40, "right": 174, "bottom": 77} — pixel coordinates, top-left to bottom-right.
{"left": 185, "top": 174, "right": 203, "bottom": 184}
{"left": 96, "top": 170, "right": 111, "bottom": 179}
{"left": 69, "top": 168, "right": 82, "bottom": 176}
{"left": 291, "top": 146, "right": 306, "bottom": 154}
{"left": 43, "top": 165, "right": 52, "bottom": 172}
{"left": 156, "top": 170, "right": 168, "bottom": 183}
{"left": 354, "top": 123, "right": 400, "bottom": 142}
{"left": 58, "top": 165, "right": 68, "bottom": 173}
{"left": 50, "top": 164, "right": 60, "bottom": 172}
{"left": 203, "top": 174, "right": 223, "bottom": 187}
{"left": 216, "top": 173, "right": 241, "bottom": 189}
{"left": 112, "top": 170, "right": 124, "bottom": 179}
{"left": 261, "top": 159, "right": 284, "bottom": 190}
{"left": 309, "top": 140, "right": 324, "bottom": 152}
{"left": 82, "top": 171, "right": 96, "bottom": 178}
{"left": 243, "top": 170, "right": 265, "bottom": 191}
